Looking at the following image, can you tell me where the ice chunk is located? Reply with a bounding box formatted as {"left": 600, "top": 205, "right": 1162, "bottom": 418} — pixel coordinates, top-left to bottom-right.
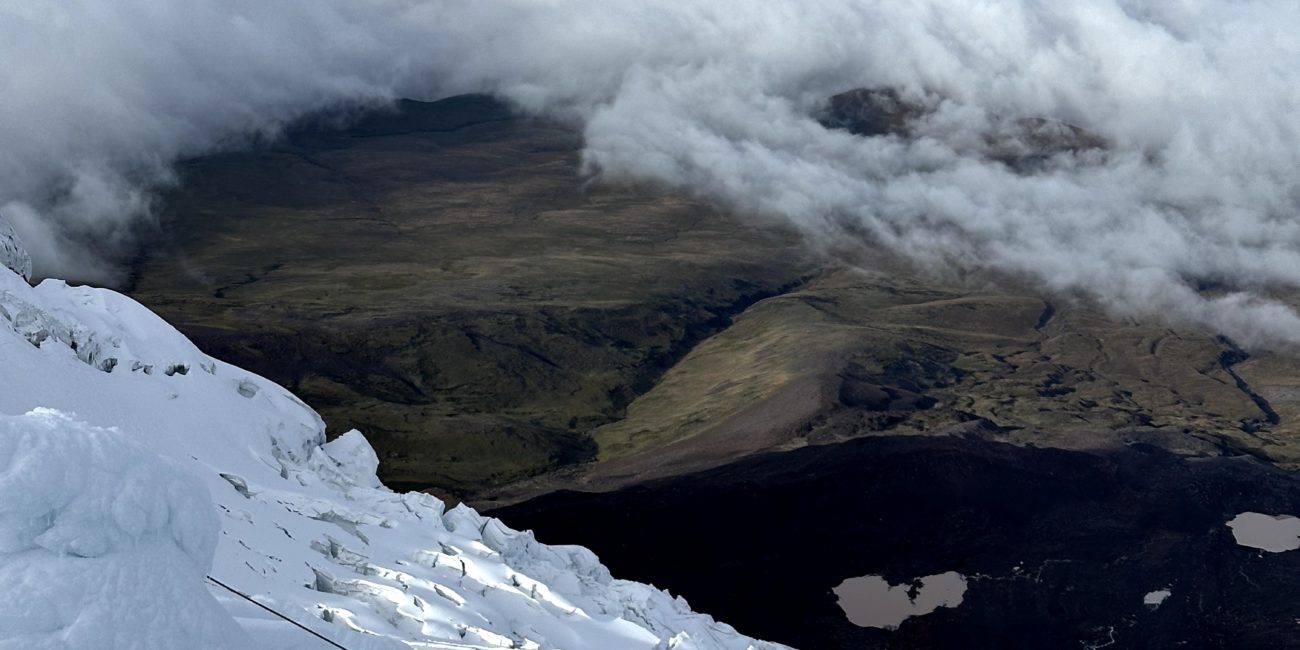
{"left": 322, "top": 429, "right": 384, "bottom": 489}
{"left": 0, "top": 409, "right": 251, "bottom": 648}
{"left": 0, "top": 218, "right": 31, "bottom": 282}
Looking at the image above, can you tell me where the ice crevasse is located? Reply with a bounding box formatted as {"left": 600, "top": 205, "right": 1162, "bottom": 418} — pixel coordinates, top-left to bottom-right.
{"left": 0, "top": 221, "right": 785, "bottom": 650}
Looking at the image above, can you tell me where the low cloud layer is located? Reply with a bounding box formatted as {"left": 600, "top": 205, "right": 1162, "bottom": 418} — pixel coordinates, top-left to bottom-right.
{"left": 5, "top": 0, "right": 1300, "bottom": 347}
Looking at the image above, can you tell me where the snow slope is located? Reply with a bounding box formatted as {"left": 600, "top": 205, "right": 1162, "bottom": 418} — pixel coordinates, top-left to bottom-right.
{"left": 0, "top": 248, "right": 784, "bottom": 649}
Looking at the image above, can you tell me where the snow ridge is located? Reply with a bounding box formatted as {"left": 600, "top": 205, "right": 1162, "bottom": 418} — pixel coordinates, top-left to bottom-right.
{"left": 0, "top": 262, "right": 785, "bottom": 650}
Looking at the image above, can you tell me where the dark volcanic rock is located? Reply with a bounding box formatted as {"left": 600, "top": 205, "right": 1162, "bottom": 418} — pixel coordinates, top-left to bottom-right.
{"left": 987, "top": 116, "right": 1107, "bottom": 171}
{"left": 818, "top": 88, "right": 926, "bottom": 138}
{"left": 819, "top": 87, "right": 1106, "bottom": 171}
{"left": 491, "top": 435, "right": 1300, "bottom": 650}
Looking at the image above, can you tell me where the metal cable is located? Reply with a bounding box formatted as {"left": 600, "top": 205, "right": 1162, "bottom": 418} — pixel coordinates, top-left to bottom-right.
{"left": 206, "top": 575, "right": 349, "bottom": 650}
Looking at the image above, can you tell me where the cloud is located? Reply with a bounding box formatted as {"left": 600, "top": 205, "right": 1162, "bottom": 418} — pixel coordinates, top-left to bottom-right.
{"left": 0, "top": 0, "right": 438, "bottom": 282}
{"left": 5, "top": 0, "right": 1300, "bottom": 347}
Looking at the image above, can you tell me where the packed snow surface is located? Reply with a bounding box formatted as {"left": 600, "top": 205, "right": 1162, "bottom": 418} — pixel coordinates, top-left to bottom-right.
{"left": 0, "top": 258, "right": 783, "bottom": 649}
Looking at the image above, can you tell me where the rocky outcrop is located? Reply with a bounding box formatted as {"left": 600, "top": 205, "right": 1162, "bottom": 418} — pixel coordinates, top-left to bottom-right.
{"left": 818, "top": 88, "right": 926, "bottom": 138}
{"left": 818, "top": 87, "right": 1106, "bottom": 170}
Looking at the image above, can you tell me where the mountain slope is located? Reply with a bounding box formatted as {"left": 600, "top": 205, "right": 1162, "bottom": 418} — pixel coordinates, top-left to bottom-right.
{"left": 128, "top": 96, "right": 1300, "bottom": 510}
{"left": 127, "top": 94, "right": 813, "bottom": 498}
{"left": 0, "top": 247, "right": 782, "bottom": 649}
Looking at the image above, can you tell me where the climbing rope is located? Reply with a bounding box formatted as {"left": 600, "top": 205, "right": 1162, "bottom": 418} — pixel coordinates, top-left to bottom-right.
{"left": 206, "top": 575, "right": 349, "bottom": 650}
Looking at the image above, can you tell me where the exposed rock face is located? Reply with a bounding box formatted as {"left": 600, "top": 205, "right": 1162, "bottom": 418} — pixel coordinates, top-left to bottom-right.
{"left": 818, "top": 88, "right": 926, "bottom": 138}
{"left": 0, "top": 217, "right": 31, "bottom": 281}
{"left": 985, "top": 116, "right": 1107, "bottom": 170}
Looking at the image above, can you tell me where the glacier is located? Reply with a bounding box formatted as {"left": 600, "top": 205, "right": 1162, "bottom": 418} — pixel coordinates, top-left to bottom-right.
{"left": 0, "top": 232, "right": 784, "bottom": 649}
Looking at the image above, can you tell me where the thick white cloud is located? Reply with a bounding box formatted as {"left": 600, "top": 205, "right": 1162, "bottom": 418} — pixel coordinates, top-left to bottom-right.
{"left": 0, "top": 0, "right": 438, "bottom": 281}
{"left": 5, "top": 0, "right": 1300, "bottom": 346}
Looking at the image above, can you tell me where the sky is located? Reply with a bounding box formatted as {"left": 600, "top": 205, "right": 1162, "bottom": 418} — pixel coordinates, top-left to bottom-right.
{"left": 3, "top": 0, "right": 1300, "bottom": 347}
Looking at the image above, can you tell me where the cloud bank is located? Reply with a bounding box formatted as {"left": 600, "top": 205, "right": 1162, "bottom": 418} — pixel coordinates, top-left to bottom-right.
{"left": 5, "top": 0, "right": 1300, "bottom": 347}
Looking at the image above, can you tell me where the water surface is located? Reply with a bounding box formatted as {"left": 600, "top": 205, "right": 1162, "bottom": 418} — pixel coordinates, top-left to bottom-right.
{"left": 832, "top": 572, "right": 967, "bottom": 629}
{"left": 1227, "top": 512, "right": 1300, "bottom": 553}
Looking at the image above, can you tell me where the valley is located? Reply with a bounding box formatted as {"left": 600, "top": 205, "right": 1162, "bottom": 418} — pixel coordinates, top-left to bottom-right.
{"left": 129, "top": 95, "right": 1300, "bottom": 506}
{"left": 125, "top": 94, "right": 1300, "bottom": 647}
